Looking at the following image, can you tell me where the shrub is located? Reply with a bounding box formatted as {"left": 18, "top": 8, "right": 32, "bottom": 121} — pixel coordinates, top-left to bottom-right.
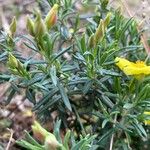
{"left": 0, "top": 0, "right": 150, "bottom": 149}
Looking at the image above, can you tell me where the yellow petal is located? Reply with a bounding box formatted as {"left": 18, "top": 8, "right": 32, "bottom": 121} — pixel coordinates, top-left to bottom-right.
{"left": 144, "top": 120, "right": 150, "bottom": 125}
{"left": 144, "top": 111, "right": 150, "bottom": 115}
{"left": 115, "top": 57, "right": 150, "bottom": 76}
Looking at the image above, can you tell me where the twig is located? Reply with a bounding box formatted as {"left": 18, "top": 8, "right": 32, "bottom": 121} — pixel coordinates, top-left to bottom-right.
{"left": 120, "top": 0, "right": 150, "bottom": 55}
{"left": 109, "top": 133, "right": 115, "bottom": 150}
{"left": 6, "top": 129, "right": 14, "bottom": 150}
{"left": 109, "top": 114, "right": 117, "bottom": 150}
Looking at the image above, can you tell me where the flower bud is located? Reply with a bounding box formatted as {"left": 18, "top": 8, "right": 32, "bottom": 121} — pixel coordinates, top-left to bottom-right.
{"left": 88, "top": 34, "right": 95, "bottom": 48}
{"left": 34, "top": 11, "right": 47, "bottom": 39}
{"left": 32, "top": 121, "right": 49, "bottom": 143}
{"left": 8, "top": 53, "right": 18, "bottom": 69}
{"left": 9, "top": 16, "right": 17, "bottom": 37}
{"left": 94, "top": 19, "right": 104, "bottom": 44}
{"left": 44, "top": 135, "right": 61, "bottom": 150}
{"left": 26, "top": 16, "right": 34, "bottom": 36}
{"left": 45, "top": 4, "right": 59, "bottom": 30}
{"left": 104, "top": 12, "right": 111, "bottom": 29}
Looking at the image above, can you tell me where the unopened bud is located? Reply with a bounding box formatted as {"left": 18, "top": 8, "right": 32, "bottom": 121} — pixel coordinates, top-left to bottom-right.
{"left": 88, "top": 34, "right": 95, "bottom": 48}
{"left": 32, "top": 121, "right": 49, "bottom": 143}
{"left": 104, "top": 12, "right": 111, "bottom": 29}
{"left": 9, "top": 17, "right": 17, "bottom": 37}
{"left": 26, "top": 16, "right": 34, "bottom": 36}
{"left": 45, "top": 4, "right": 59, "bottom": 30}
{"left": 8, "top": 53, "right": 18, "bottom": 69}
{"left": 34, "top": 11, "right": 47, "bottom": 39}
{"left": 94, "top": 19, "right": 104, "bottom": 44}
{"left": 44, "top": 135, "right": 61, "bottom": 150}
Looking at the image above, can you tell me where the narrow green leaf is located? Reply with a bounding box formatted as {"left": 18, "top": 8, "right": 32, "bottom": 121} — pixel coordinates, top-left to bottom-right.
{"left": 38, "top": 95, "right": 61, "bottom": 114}
{"left": 57, "top": 80, "right": 72, "bottom": 111}
{"left": 80, "top": 34, "right": 86, "bottom": 54}
{"left": 33, "top": 88, "right": 58, "bottom": 110}
{"left": 97, "top": 129, "right": 114, "bottom": 144}
{"left": 16, "top": 140, "right": 44, "bottom": 150}
{"left": 50, "top": 65, "right": 57, "bottom": 86}
{"left": 52, "top": 45, "right": 72, "bottom": 62}
{"left": 63, "top": 130, "right": 71, "bottom": 150}
{"left": 24, "top": 131, "right": 43, "bottom": 148}
{"left": 98, "top": 68, "right": 121, "bottom": 76}
{"left": 0, "top": 74, "right": 11, "bottom": 81}
{"left": 26, "top": 88, "right": 36, "bottom": 104}
{"left": 53, "top": 120, "right": 62, "bottom": 143}
{"left": 71, "top": 139, "right": 86, "bottom": 150}
{"left": 6, "top": 89, "right": 16, "bottom": 105}
{"left": 83, "top": 80, "right": 93, "bottom": 94}
{"left": 101, "top": 95, "right": 114, "bottom": 108}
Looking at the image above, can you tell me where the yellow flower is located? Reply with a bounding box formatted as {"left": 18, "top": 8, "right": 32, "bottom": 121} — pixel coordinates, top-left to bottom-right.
{"left": 144, "top": 120, "right": 150, "bottom": 125}
{"left": 143, "top": 111, "right": 150, "bottom": 125}
{"left": 115, "top": 57, "right": 150, "bottom": 76}
{"left": 144, "top": 111, "right": 150, "bottom": 115}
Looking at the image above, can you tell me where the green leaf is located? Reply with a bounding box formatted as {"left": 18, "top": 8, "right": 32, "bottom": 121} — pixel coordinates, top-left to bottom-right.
{"left": 24, "top": 131, "right": 43, "bottom": 148}
{"left": 16, "top": 140, "right": 44, "bottom": 150}
{"left": 71, "top": 138, "right": 87, "bottom": 150}
{"left": 123, "top": 103, "right": 134, "bottom": 109}
{"left": 83, "top": 80, "right": 93, "bottom": 94}
{"left": 52, "top": 45, "right": 72, "bottom": 62}
{"left": 119, "top": 18, "right": 134, "bottom": 41}
{"left": 23, "top": 42, "right": 38, "bottom": 52}
{"left": 26, "top": 88, "right": 36, "bottom": 104}
{"left": 38, "top": 95, "right": 61, "bottom": 114}
{"left": 6, "top": 88, "right": 16, "bottom": 105}
{"left": 24, "top": 76, "right": 44, "bottom": 86}
{"left": 63, "top": 130, "right": 71, "bottom": 150}
{"left": 33, "top": 88, "right": 58, "bottom": 111}
{"left": 0, "top": 74, "right": 11, "bottom": 81}
{"left": 61, "top": 26, "right": 71, "bottom": 40}
{"left": 71, "top": 134, "right": 96, "bottom": 150}
{"left": 50, "top": 65, "right": 57, "bottom": 86}
{"left": 0, "top": 51, "right": 7, "bottom": 62}
{"left": 102, "top": 119, "right": 109, "bottom": 128}
{"left": 97, "top": 129, "right": 114, "bottom": 144}
{"left": 57, "top": 80, "right": 72, "bottom": 111}
{"left": 132, "top": 121, "right": 147, "bottom": 138}
{"left": 53, "top": 120, "right": 62, "bottom": 143}
{"left": 98, "top": 68, "right": 121, "bottom": 76}
{"left": 80, "top": 34, "right": 86, "bottom": 54}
